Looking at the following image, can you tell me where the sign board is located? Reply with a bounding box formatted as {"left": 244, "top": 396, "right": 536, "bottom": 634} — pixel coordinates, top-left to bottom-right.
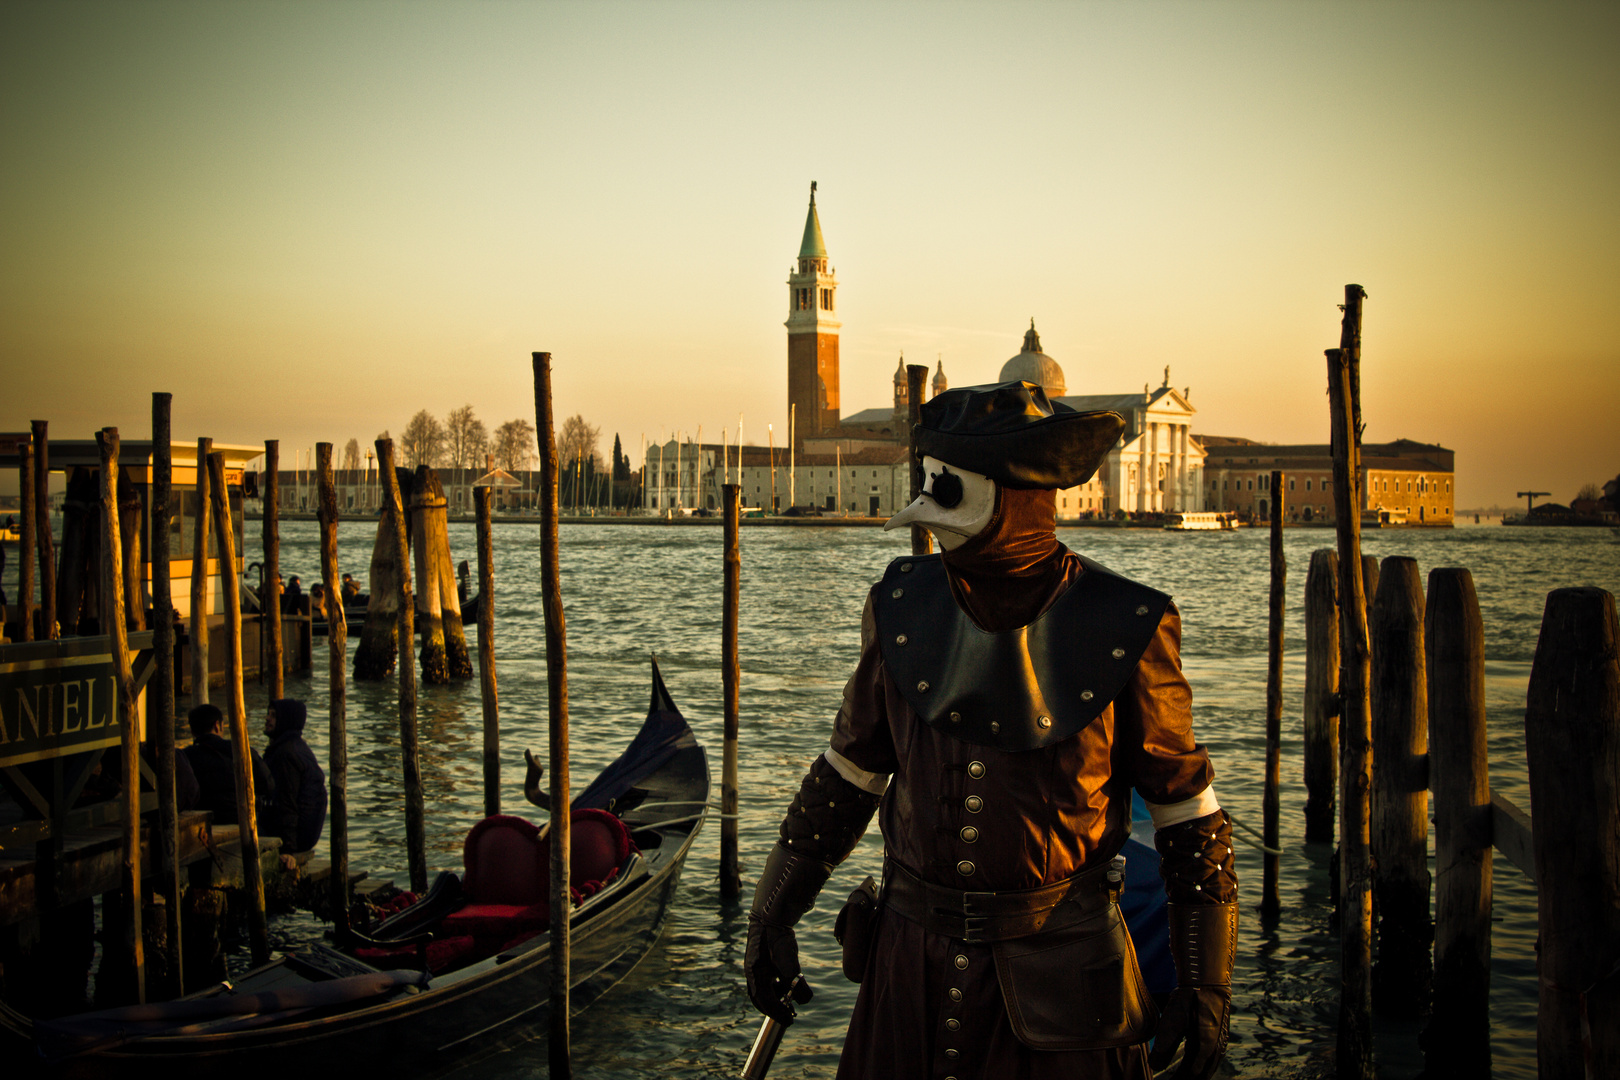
{"left": 0, "top": 651, "right": 145, "bottom": 768}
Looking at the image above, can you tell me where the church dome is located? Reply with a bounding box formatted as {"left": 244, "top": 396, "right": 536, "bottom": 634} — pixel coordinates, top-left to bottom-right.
{"left": 997, "top": 320, "right": 1065, "bottom": 397}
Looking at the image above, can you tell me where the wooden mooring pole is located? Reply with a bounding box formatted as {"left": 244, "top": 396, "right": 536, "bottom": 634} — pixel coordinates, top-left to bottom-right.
{"left": 533, "top": 351, "right": 572, "bottom": 1078}
{"left": 720, "top": 482, "right": 742, "bottom": 900}
{"left": 32, "top": 420, "right": 57, "bottom": 640}
{"left": 376, "top": 441, "right": 426, "bottom": 894}
{"left": 1303, "top": 549, "right": 1339, "bottom": 843}
{"left": 1262, "top": 471, "right": 1284, "bottom": 919}
{"left": 96, "top": 428, "right": 145, "bottom": 1004}
{"left": 1369, "top": 556, "right": 1431, "bottom": 1014}
{"left": 1327, "top": 294, "right": 1372, "bottom": 1080}
{"left": 210, "top": 451, "right": 270, "bottom": 966}
{"left": 1424, "top": 567, "right": 1490, "bottom": 1075}
{"left": 1525, "top": 587, "right": 1620, "bottom": 1076}
{"left": 17, "top": 438, "right": 36, "bottom": 641}
{"left": 263, "top": 441, "right": 284, "bottom": 698}
{"left": 316, "top": 443, "right": 351, "bottom": 938}
{"left": 906, "top": 364, "right": 931, "bottom": 556}
{"left": 151, "top": 395, "right": 184, "bottom": 994}
{"left": 475, "top": 485, "right": 500, "bottom": 818}
{"left": 190, "top": 437, "right": 213, "bottom": 705}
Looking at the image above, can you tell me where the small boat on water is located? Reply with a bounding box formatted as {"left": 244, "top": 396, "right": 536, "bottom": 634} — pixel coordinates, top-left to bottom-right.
{"left": 1163, "top": 511, "right": 1242, "bottom": 531}
{"left": 5, "top": 660, "right": 708, "bottom": 1075}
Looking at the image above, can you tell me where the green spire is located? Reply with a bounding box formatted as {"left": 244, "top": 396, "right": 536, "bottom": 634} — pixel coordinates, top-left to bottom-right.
{"left": 799, "top": 181, "right": 827, "bottom": 259}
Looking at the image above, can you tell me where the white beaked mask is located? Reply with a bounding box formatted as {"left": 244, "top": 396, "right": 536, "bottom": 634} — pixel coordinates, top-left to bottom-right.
{"left": 884, "top": 456, "right": 997, "bottom": 551}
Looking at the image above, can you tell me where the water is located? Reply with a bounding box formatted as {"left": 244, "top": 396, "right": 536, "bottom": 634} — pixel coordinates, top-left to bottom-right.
{"left": 31, "top": 520, "right": 1620, "bottom": 1077}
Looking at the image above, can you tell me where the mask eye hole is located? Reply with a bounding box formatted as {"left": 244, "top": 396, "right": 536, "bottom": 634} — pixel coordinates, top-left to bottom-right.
{"left": 930, "top": 467, "right": 964, "bottom": 509}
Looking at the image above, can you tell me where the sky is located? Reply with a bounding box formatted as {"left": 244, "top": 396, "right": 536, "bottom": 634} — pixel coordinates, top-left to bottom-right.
{"left": 3, "top": 1, "right": 1616, "bottom": 509}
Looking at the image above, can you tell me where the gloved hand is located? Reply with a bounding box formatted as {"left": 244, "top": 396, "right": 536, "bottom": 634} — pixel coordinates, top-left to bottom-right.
{"left": 1148, "top": 984, "right": 1231, "bottom": 1080}
{"left": 744, "top": 919, "right": 814, "bottom": 1024}
{"left": 746, "top": 843, "right": 833, "bottom": 1024}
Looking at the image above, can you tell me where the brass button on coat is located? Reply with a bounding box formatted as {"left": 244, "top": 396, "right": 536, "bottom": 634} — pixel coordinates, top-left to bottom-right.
{"left": 956, "top": 860, "right": 975, "bottom": 876}
{"left": 895, "top": 633, "right": 908, "bottom": 646}
{"left": 901, "top": 562, "right": 913, "bottom": 572}
{"left": 989, "top": 721, "right": 1000, "bottom": 734}
{"left": 964, "top": 795, "right": 983, "bottom": 812}
{"left": 945, "top": 1049, "right": 960, "bottom": 1060}
{"left": 959, "top": 826, "right": 979, "bottom": 843}
{"left": 1037, "top": 715, "right": 1052, "bottom": 729}
{"left": 945, "top": 1019, "right": 960, "bottom": 1031}
{"left": 1136, "top": 604, "right": 1150, "bottom": 616}
{"left": 949, "top": 711, "right": 961, "bottom": 724}
{"left": 892, "top": 588, "right": 904, "bottom": 599}
{"left": 967, "top": 761, "right": 985, "bottom": 779}
{"left": 954, "top": 954, "right": 969, "bottom": 969}
{"left": 1081, "top": 690, "right": 1094, "bottom": 701}
{"left": 918, "top": 680, "right": 930, "bottom": 693}
{"left": 948, "top": 988, "right": 963, "bottom": 1001}
{"left": 1112, "top": 647, "right": 1127, "bottom": 659}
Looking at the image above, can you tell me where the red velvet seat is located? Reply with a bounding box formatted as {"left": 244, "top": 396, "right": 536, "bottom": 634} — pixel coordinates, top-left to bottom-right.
{"left": 354, "top": 811, "right": 634, "bottom": 976}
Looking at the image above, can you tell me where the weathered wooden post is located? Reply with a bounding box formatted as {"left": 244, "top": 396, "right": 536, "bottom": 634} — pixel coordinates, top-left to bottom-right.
{"left": 32, "top": 420, "right": 57, "bottom": 639}
{"left": 1262, "top": 470, "right": 1285, "bottom": 919}
{"left": 316, "top": 443, "right": 350, "bottom": 938}
{"left": 720, "top": 482, "right": 742, "bottom": 899}
{"left": 353, "top": 502, "right": 402, "bottom": 680}
{"left": 1327, "top": 295, "right": 1372, "bottom": 1080}
{"left": 209, "top": 450, "right": 270, "bottom": 966}
{"left": 376, "top": 441, "right": 426, "bottom": 893}
{"left": 118, "top": 465, "right": 144, "bottom": 632}
{"left": 96, "top": 428, "right": 145, "bottom": 1004}
{"left": 1369, "top": 556, "right": 1431, "bottom": 1014}
{"left": 533, "top": 351, "right": 572, "bottom": 1078}
{"left": 1360, "top": 555, "right": 1379, "bottom": 640}
{"left": 263, "top": 441, "right": 284, "bottom": 697}
{"left": 17, "top": 438, "right": 36, "bottom": 641}
{"left": 1525, "top": 587, "right": 1620, "bottom": 1077}
{"left": 474, "top": 485, "right": 500, "bottom": 817}
{"left": 906, "top": 364, "right": 931, "bottom": 556}
{"left": 1425, "top": 567, "right": 1490, "bottom": 1075}
{"left": 151, "top": 395, "right": 184, "bottom": 994}
{"left": 411, "top": 468, "right": 450, "bottom": 684}
{"left": 1304, "top": 549, "right": 1339, "bottom": 842}
{"left": 190, "top": 437, "right": 213, "bottom": 704}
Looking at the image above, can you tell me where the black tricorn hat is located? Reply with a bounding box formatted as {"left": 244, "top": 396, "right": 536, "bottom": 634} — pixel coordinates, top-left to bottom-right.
{"left": 914, "top": 381, "right": 1124, "bottom": 489}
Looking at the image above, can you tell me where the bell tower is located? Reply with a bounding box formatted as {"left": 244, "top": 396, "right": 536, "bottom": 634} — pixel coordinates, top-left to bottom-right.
{"left": 786, "top": 182, "right": 840, "bottom": 443}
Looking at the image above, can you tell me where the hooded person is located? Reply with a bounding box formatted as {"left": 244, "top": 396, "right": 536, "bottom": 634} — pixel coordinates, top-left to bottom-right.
{"left": 263, "top": 698, "right": 328, "bottom": 867}
{"left": 745, "top": 381, "right": 1238, "bottom": 1080}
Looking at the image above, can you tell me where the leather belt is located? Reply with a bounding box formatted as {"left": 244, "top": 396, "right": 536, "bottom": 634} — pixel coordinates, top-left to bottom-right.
{"left": 881, "top": 856, "right": 1119, "bottom": 944}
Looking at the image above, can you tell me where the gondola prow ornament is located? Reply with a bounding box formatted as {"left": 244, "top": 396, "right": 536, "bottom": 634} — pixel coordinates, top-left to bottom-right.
{"left": 745, "top": 382, "right": 1239, "bottom": 1080}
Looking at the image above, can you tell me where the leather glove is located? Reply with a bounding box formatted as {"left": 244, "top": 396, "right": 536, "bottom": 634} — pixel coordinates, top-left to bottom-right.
{"left": 744, "top": 920, "right": 814, "bottom": 1024}
{"left": 745, "top": 843, "right": 832, "bottom": 1024}
{"left": 1150, "top": 900, "right": 1238, "bottom": 1080}
{"left": 1148, "top": 985, "right": 1231, "bottom": 1080}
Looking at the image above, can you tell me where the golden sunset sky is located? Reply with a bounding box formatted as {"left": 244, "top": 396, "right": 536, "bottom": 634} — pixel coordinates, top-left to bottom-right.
{"left": 3, "top": 2, "right": 1615, "bottom": 508}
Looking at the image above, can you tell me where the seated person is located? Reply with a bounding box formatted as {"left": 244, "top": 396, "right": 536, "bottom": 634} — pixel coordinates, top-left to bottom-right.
{"left": 340, "top": 573, "right": 362, "bottom": 603}
{"left": 263, "top": 698, "right": 328, "bottom": 870}
{"left": 183, "top": 704, "right": 273, "bottom": 827}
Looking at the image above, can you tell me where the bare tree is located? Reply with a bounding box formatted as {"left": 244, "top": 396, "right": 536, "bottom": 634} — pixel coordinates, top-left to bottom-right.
{"left": 557, "top": 414, "right": 601, "bottom": 472}
{"left": 1575, "top": 482, "right": 1602, "bottom": 502}
{"left": 444, "top": 404, "right": 489, "bottom": 470}
{"left": 493, "top": 418, "right": 536, "bottom": 473}
{"left": 401, "top": 411, "right": 445, "bottom": 469}
{"left": 342, "top": 438, "right": 362, "bottom": 473}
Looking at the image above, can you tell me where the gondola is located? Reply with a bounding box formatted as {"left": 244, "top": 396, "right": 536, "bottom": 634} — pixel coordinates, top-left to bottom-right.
{"left": 5, "top": 659, "right": 708, "bottom": 1076}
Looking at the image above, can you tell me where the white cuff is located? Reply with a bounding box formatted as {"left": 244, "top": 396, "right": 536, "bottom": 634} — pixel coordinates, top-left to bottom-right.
{"left": 824, "top": 748, "right": 890, "bottom": 796}
{"left": 1145, "top": 786, "right": 1221, "bottom": 829}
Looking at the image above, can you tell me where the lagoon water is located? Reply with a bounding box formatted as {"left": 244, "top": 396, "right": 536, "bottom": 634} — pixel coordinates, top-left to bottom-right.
{"left": 163, "top": 521, "right": 1620, "bottom": 1077}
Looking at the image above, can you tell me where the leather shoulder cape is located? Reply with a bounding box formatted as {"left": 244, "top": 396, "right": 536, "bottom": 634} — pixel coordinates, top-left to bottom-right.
{"left": 872, "top": 553, "right": 1172, "bottom": 752}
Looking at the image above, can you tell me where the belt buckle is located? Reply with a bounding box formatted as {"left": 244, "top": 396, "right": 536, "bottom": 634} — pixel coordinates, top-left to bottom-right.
{"left": 961, "top": 914, "right": 989, "bottom": 943}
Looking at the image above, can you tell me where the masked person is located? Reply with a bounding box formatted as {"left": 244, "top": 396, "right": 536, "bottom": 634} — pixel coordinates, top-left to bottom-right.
{"left": 745, "top": 382, "right": 1238, "bottom": 1080}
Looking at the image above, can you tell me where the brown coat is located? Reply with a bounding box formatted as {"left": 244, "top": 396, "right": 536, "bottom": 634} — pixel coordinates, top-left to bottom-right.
{"left": 829, "top": 554, "right": 1213, "bottom": 1080}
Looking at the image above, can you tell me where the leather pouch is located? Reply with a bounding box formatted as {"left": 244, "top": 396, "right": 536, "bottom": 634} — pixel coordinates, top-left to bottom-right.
{"left": 833, "top": 876, "right": 880, "bottom": 983}
{"left": 992, "top": 902, "right": 1158, "bottom": 1050}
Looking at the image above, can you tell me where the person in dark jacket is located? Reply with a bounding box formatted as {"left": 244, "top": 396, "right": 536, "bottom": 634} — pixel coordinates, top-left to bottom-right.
{"left": 184, "top": 703, "right": 273, "bottom": 827}
{"left": 263, "top": 698, "right": 327, "bottom": 869}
